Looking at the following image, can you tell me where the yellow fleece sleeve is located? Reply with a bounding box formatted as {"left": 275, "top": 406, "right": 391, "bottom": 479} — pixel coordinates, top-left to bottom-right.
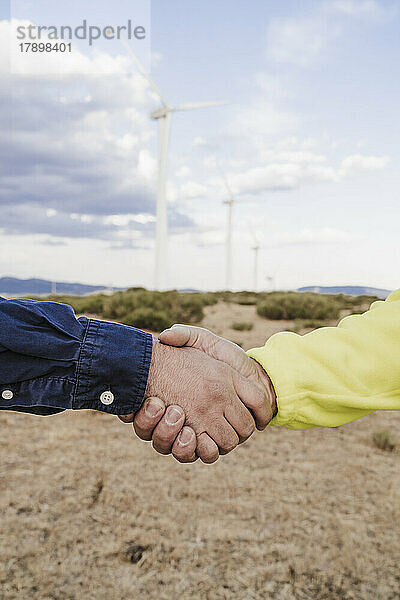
{"left": 247, "top": 290, "right": 400, "bottom": 429}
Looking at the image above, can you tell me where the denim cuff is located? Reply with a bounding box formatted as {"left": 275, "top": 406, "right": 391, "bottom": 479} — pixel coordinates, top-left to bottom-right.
{"left": 73, "top": 319, "right": 153, "bottom": 415}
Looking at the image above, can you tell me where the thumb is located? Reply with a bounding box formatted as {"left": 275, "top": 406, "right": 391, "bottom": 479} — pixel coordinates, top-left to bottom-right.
{"left": 159, "top": 324, "right": 208, "bottom": 349}
{"left": 233, "top": 372, "right": 273, "bottom": 431}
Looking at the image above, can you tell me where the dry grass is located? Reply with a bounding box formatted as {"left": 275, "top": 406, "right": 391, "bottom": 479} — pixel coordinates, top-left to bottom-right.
{"left": 1, "top": 304, "right": 399, "bottom": 599}
{"left": 373, "top": 430, "right": 397, "bottom": 452}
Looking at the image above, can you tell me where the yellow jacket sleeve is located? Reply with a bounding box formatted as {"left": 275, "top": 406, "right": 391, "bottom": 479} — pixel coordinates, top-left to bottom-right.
{"left": 247, "top": 289, "right": 400, "bottom": 429}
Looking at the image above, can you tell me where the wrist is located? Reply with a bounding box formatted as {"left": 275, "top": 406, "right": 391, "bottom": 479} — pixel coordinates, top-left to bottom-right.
{"left": 251, "top": 359, "right": 277, "bottom": 418}
{"left": 145, "top": 338, "right": 171, "bottom": 400}
{"left": 145, "top": 338, "right": 160, "bottom": 398}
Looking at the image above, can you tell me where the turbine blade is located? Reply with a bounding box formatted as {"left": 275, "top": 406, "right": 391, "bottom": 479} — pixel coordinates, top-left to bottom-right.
{"left": 172, "top": 101, "right": 230, "bottom": 111}
{"left": 119, "top": 35, "right": 168, "bottom": 107}
{"left": 218, "top": 167, "right": 235, "bottom": 202}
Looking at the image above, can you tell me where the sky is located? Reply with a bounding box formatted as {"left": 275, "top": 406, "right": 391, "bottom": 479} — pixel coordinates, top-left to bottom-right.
{"left": 0, "top": 0, "right": 399, "bottom": 291}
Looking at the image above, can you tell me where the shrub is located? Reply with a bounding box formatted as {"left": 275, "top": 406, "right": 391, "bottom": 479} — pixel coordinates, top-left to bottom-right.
{"left": 231, "top": 291, "right": 258, "bottom": 305}
{"left": 122, "top": 308, "right": 171, "bottom": 332}
{"left": 372, "top": 430, "right": 397, "bottom": 452}
{"left": 178, "top": 296, "right": 205, "bottom": 323}
{"left": 257, "top": 292, "right": 340, "bottom": 321}
{"left": 231, "top": 321, "right": 254, "bottom": 331}
{"left": 77, "top": 294, "right": 106, "bottom": 315}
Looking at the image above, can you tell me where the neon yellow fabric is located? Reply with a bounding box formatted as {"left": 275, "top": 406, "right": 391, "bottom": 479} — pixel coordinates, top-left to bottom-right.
{"left": 247, "top": 290, "right": 400, "bottom": 429}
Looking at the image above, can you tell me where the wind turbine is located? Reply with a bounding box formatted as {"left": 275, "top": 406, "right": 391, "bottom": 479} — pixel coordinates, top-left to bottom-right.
{"left": 249, "top": 225, "right": 261, "bottom": 292}
{"left": 219, "top": 171, "right": 236, "bottom": 290}
{"left": 120, "top": 38, "right": 228, "bottom": 290}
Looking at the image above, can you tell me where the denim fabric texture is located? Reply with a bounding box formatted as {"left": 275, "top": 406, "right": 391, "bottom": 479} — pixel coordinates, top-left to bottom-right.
{"left": 0, "top": 297, "right": 153, "bottom": 416}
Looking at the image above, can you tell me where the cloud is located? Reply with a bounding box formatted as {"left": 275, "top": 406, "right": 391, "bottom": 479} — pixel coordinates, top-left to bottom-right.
{"left": 266, "top": 15, "right": 339, "bottom": 67}
{"left": 330, "top": 0, "right": 387, "bottom": 18}
{"left": 175, "top": 166, "right": 191, "bottom": 178}
{"left": 340, "top": 153, "right": 391, "bottom": 175}
{"left": 224, "top": 152, "right": 390, "bottom": 197}
{"left": 225, "top": 162, "right": 337, "bottom": 195}
{"left": 179, "top": 181, "right": 209, "bottom": 199}
{"left": 266, "top": 0, "right": 390, "bottom": 67}
{"left": 0, "top": 203, "right": 193, "bottom": 242}
{"left": 0, "top": 18, "right": 162, "bottom": 221}
{"left": 230, "top": 100, "right": 298, "bottom": 141}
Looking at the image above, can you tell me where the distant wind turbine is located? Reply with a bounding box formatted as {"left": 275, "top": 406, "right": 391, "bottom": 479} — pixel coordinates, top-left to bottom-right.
{"left": 249, "top": 224, "right": 261, "bottom": 292}
{"left": 219, "top": 171, "right": 236, "bottom": 290}
{"left": 266, "top": 275, "right": 275, "bottom": 291}
{"left": 120, "top": 37, "right": 229, "bottom": 290}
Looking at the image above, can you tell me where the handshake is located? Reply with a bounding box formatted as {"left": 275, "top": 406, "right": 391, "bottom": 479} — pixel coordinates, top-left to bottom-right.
{"left": 119, "top": 325, "right": 277, "bottom": 464}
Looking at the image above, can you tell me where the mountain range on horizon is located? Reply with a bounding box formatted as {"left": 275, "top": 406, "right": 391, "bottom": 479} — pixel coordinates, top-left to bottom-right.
{"left": 0, "top": 277, "right": 393, "bottom": 298}
{"left": 298, "top": 285, "right": 391, "bottom": 298}
{"left": 0, "top": 277, "right": 111, "bottom": 296}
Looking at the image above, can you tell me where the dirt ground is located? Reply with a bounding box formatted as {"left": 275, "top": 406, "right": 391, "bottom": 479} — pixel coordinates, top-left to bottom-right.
{"left": 1, "top": 304, "right": 399, "bottom": 600}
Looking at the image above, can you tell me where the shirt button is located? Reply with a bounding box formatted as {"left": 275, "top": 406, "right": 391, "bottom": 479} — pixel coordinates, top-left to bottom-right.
{"left": 100, "top": 390, "right": 114, "bottom": 405}
{"left": 2, "top": 390, "right": 14, "bottom": 400}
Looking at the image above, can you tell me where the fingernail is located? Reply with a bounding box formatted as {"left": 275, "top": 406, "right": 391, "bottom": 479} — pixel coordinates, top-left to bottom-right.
{"left": 165, "top": 406, "right": 183, "bottom": 425}
{"left": 145, "top": 398, "right": 164, "bottom": 418}
{"left": 178, "top": 427, "right": 193, "bottom": 446}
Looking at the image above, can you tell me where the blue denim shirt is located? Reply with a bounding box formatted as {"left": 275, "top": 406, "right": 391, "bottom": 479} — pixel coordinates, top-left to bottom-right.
{"left": 0, "top": 297, "right": 153, "bottom": 416}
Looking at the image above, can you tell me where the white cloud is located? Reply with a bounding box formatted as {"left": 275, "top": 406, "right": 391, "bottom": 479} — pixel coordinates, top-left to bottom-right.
{"left": 266, "top": 16, "right": 339, "bottom": 67}
{"left": 266, "top": 0, "right": 390, "bottom": 67}
{"left": 230, "top": 100, "right": 298, "bottom": 139}
{"left": 180, "top": 181, "right": 209, "bottom": 199}
{"left": 259, "top": 150, "right": 327, "bottom": 164}
{"left": 340, "top": 153, "right": 391, "bottom": 175}
{"left": 330, "top": 0, "right": 386, "bottom": 18}
{"left": 227, "top": 162, "right": 338, "bottom": 195}
{"left": 175, "top": 166, "right": 191, "bottom": 178}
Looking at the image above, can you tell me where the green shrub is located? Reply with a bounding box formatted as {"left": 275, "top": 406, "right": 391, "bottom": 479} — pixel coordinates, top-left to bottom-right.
{"left": 77, "top": 294, "right": 106, "bottom": 315}
{"left": 231, "top": 321, "right": 254, "bottom": 331}
{"left": 122, "top": 308, "right": 171, "bottom": 332}
{"left": 257, "top": 292, "right": 340, "bottom": 321}
{"left": 178, "top": 296, "right": 205, "bottom": 323}
{"left": 196, "top": 292, "right": 219, "bottom": 307}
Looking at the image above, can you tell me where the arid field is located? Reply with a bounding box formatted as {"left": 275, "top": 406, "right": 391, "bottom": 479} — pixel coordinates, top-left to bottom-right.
{"left": 1, "top": 302, "right": 399, "bottom": 600}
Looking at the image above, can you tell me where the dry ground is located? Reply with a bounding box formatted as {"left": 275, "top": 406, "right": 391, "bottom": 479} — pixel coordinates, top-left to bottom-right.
{"left": 1, "top": 303, "right": 399, "bottom": 600}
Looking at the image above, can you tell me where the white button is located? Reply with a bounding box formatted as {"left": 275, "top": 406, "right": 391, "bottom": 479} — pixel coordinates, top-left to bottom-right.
{"left": 2, "top": 390, "right": 13, "bottom": 400}
{"left": 100, "top": 390, "right": 114, "bottom": 405}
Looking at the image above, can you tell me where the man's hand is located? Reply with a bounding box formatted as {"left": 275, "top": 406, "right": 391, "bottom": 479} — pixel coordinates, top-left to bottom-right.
{"left": 159, "top": 325, "right": 277, "bottom": 422}
{"left": 122, "top": 330, "right": 276, "bottom": 464}
{"left": 147, "top": 341, "right": 272, "bottom": 461}
{"left": 122, "top": 339, "right": 273, "bottom": 464}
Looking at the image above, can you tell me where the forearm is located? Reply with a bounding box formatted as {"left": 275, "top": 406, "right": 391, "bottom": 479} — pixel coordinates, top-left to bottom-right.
{"left": 248, "top": 290, "right": 400, "bottom": 429}
{"left": 0, "top": 297, "right": 152, "bottom": 416}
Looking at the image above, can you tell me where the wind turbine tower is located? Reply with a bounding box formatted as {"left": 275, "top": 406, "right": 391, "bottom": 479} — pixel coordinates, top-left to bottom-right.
{"left": 251, "top": 237, "right": 261, "bottom": 292}
{"left": 249, "top": 223, "right": 261, "bottom": 292}
{"left": 120, "top": 38, "right": 228, "bottom": 290}
{"left": 220, "top": 173, "right": 236, "bottom": 290}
